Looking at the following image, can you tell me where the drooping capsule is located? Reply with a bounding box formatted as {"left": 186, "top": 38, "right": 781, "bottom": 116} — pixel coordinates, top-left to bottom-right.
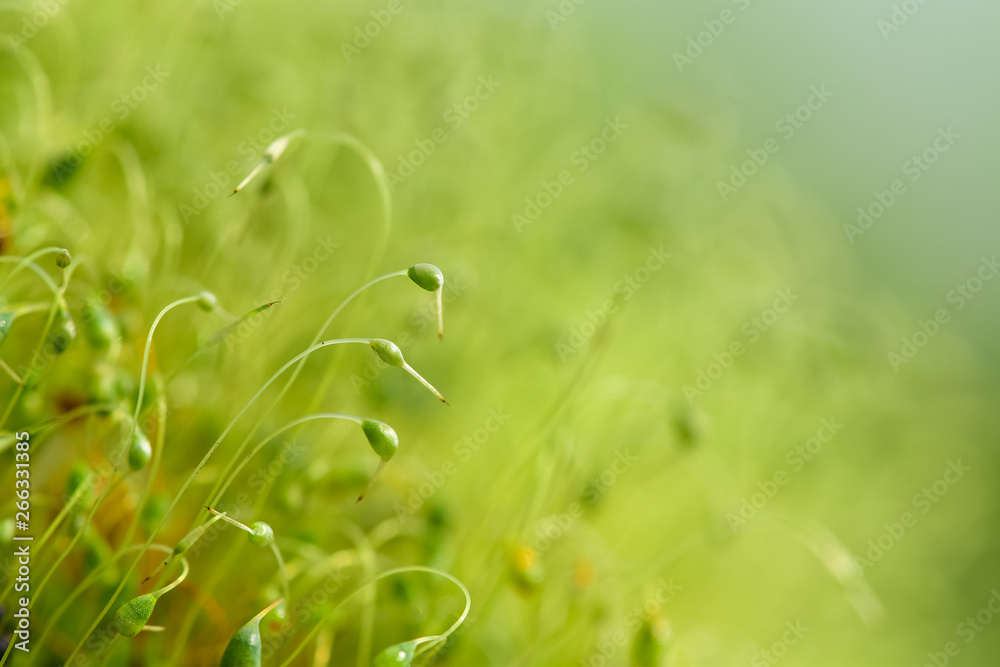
{"left": 369, "top": 339, "right": 448, "bottom": 403}
{"left": 128, "top": 429, "right": 152, "bottom": 471}
{"left": 356, "top": 420, "right": 400, "bottom": 502}
{"left": 114, "top": 593, "right": 158, "bottom": 637}
{"left": 219, "top": 598, "right": 283, "bottom": 667}
{"left": 248, "top": 522, "right": 274, "bottom": 548}
{"left": 371, "top": 339, "right": 405, "bottom": 366}
{"left": 362, "top": 419, "right": 398, "bottom": 461}
{"left": 374, "top": 640, "right": 420, "bottom": 667}
{"left": 55, "top": 248, "right": 72, "bottom": 268}
{"left": 407, "top": 264, "right": 446, "bottom": 338}
{"left": 407, "top": 264, "right": 444, "bottom": 292}
{"left": 196, "top": 291, "right": 218, "bottom": 312}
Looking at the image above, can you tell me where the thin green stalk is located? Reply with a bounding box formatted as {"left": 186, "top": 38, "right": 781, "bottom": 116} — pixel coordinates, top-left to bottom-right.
{"left": 117, "top": 390, "right": 167, "bottom": 551}
{"left": 0, "top": 262, "right": 77, "bottom": 429}
{"left": 0, "top": 402, "right": 121, "bottom": 457}
{"left": 7, "top": 301, "right": 54, "bottom": 317}
{"left": 24, "top": 544, "right": 172, "bottom": 667}
{"left": 29, "top": 296, "right": 201, "bottom": 609}
{"left": 303, "top": 270, "right": 407, "bottom": 414}
{"left": 0, "top": 130, "right": 26, "bottom": 205}
{"left": 341, "top": 522, "right": 376, "bottom": 667}
{"left": 111, "top": 142, "right": 154, "bottom": 280}
{"left": 0, "top": 358, "right": 21, "bottom": 385}
{"left": 0, "top": 257, "right": 60, "bottom": 296}
{"left": 94, "top": 635, "right": 122, "bottom": 667}
{"left": 0, "top": 246, "right": 64, "bottom": 295}
{"left": 270, "top": 542, "right": 291, "bottom": 621}
{"left": 167, "top": 413, "right": 368, "bottom": 660}
{"left": 0, "top": 43, "right": 52, "bottom": 180}
{"left": 315, "top": 132, "right": 392, "bottom": 281}
{"left": 202, "top": 272, "right": 404, "bottom": 522}
{"left": 209, "top": 413, "right": 362, "bottom": 507}
{"left": 66, "top": 339, "right": 374, "bottom": 662}
{"left": 0, "top": 482, "right": 88, "bottom": 605}
{"left": 278, "top": 566, "right": 471, "bottom": 667}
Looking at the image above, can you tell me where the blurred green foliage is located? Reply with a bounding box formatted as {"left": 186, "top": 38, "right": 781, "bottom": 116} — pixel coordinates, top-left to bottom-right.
{"left": 1, "top": 1, "right": 998, "bottom": 666}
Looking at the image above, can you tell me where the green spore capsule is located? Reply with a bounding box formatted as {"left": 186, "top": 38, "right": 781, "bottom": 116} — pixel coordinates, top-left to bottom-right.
{"left": 407, "top": 264, "right": 444, "bottom": 292}
{"left": 196, "top": 291, "right": 218, "bottom": 312}
{"left": 249, "top": 522, "right": 274, "bottom": 547}
{"left": 407, "top": 264, "right": 446, "bottom": 337}
{"left": 369, "top": 339, "right": 448, "bottom": 403}
{"left": 82, "top": 302, "right": 120, "bottom": 350}
{"left": 357, "top": 420, "right": 400, "bottom": 501}
{"left": 374, "top": 640, "right": 420, "bottom": 667}
{"left": 55, "top": 248, "right": 72, "bottom": 268}
{"left": 371, "top": 338, "right": 404, "bottom": 366}
{"left": 116, "top": 557, "right": 189, "bottom": 635}
{"left": 128, "top": 429, "right": 152, "bottom": 471}
{"left": 65, "top": 462, "right": 93, "bottom": 506}
{"left": 52, "top": 308, "right": 76, "bottom": 354}
{"left": 362, "top": 419, "right": 398, "bottom": 461}
{"left": 114, "top": 593, "right": 157, "bottom": 637}
{"left": 220, "top": 598, "right": 283, "bottom": 667}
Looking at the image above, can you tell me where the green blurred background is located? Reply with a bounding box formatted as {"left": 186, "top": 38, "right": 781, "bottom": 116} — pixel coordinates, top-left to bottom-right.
{"left": 1, "top": 0, "right": 998, "bottom": 665}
